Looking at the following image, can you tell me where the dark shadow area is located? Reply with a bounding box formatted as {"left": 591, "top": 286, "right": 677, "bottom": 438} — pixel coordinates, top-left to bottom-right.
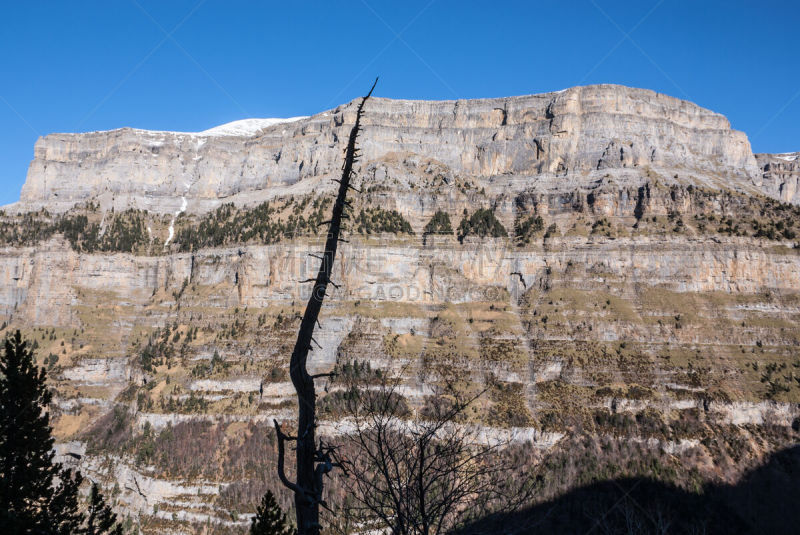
{"left": 453, "top": 445, "right": 800, "bottom": 535}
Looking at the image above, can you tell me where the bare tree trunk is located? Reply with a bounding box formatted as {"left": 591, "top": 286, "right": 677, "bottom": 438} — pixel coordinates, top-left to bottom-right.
{"left": 274, "top": 79, "right": 377, "bottom": 535}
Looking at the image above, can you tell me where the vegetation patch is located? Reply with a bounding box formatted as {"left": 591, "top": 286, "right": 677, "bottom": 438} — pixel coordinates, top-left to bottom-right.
{"left": 423, "top": 210, "right": 453, "bottom": 236}
{"left": 457, "top": 208, "right": 507, "bottom": 242}
{"left": 513, "top": 214, "right": 544, "bottom": 245}
{"left": 0, "top": 206, "right": 151, "bottom": 253}
{"left": 176, "top": 197, "right": 332, "bottom": 251}
{"left": 479, "top": 337, "right": 528, "bottom": 368}
{"left": 487, "top": 378, "right": 533, "bottom": 427}
{"left": 352, "top": 207, "right": 414, "bottom": 235}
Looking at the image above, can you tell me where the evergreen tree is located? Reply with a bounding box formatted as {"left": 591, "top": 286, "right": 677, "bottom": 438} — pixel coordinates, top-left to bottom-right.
{"left": 84, "top": 482, "right": 122, "bottom": 535}
{"left": 0, "top": 330, "right": 121, "bottom": 534}
{"left": 0, "top": 330, "right": 60, "bottom": 532}
{"left": 250, "top": 490, "right": 295, "bottom": 535}
{"left": 48, "top": 468, "right": 85, "bottom": 535}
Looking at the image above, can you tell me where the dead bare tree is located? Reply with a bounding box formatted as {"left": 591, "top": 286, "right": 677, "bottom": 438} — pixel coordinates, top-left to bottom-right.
{"left": 336, "top": 371, "right": 533, "bottom": 535}
{"left": 274, "top": 78, "right": 377, "bottom": 535}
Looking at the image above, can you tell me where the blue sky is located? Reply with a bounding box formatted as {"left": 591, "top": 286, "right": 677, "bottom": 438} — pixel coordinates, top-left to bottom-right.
{"left": 1, "top": 0, "right": 798, "bottom": 205}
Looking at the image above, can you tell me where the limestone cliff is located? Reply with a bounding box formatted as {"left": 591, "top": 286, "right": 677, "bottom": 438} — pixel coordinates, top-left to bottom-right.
{"left": 1, "top": 85, "right": 799, "bottom": 534}
{"left": 756, "top": 152, "right": 800, "bottom": 204}
{"left": 14, "top": 84, "right": 774, "bottom": 216}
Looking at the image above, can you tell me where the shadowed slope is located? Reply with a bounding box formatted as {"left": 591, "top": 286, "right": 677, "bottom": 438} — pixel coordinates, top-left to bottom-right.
{"left": 452, "top": 445, "right": 800, "bottom": 535}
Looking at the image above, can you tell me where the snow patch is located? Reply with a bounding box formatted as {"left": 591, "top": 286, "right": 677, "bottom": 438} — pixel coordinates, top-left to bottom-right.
{"left": 164, "top": 186, "right": 190, "bottom": 247}
{"left": 199, "top": 117, "right": 306, "bottom": 136}
{"left": 87, "top": 117, "right": 308, "bottom": 139}
{"left": 774, "top": 153, "right": 798, "bottom": 162}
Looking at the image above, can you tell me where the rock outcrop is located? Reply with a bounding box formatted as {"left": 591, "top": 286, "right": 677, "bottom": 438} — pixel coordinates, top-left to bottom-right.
{"left": 756, "top": 152, "right": 800, "bottom": 204}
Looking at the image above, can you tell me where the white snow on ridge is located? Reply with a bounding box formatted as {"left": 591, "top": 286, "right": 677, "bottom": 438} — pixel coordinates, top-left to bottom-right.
{"left": 85, "top": 117, "right": 308, "bottom": 138}
{"left": 774, "top": 153, "right": 798, "bottom": 162}
{"left": 199, "top": 117, "right": 307, "bottom": 136}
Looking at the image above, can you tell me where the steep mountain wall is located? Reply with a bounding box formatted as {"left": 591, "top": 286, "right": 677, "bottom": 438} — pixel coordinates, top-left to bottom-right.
{"left": 16, "top": 84, "right": 767, "bottom": 215}
{"left": 756, "top": 152, "right": 800, "bottom": 204}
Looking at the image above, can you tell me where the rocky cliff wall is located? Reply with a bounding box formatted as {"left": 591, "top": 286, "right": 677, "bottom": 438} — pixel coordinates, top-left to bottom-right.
{"left": 756, "top": 152, "right": 800, "bottom": 204}
{"left": 15, "top": 84, "right": 770, "bottom": 215}
{"left": 7, "top": 223, "right": 797, "bottom": 532}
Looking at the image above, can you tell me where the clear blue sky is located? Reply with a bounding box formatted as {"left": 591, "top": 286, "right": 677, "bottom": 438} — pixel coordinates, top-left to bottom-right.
{"left": 2, "top": 0, "right": 798, "bottom": 205}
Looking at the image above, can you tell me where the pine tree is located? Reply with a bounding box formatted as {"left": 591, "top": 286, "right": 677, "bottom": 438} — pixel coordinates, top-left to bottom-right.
{"left": 0, "top": 330, "right": 121, "bottom": 534}
{"left": 0, "top": 329, "right": 60, "bottom": 532}
{"left": 84, "top": 482, "right": 123, "bottom": 535}
{"left": 250, "top": 490, "right": 295, "bottom": 535}
{"left": 48, "top": 468, "right": 85, "bottom": 535}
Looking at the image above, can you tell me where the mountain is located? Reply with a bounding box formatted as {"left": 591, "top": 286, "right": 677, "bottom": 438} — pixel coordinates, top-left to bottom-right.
{"left": 13, "top": 84, "right": 793, "bottom": 217}
{"left": 1, "top": 84, "right": 798, "bottom": 533}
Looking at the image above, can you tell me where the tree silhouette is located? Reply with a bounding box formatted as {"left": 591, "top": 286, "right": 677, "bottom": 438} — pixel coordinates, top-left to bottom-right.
{"left": 85, "top": 482, "right": 123, "bottom": 535}
{"left": 250, "top": 490, "right": 296, "bottom": 535}
{"left": 0, "top": 330, "right": 121, "bottom": 534}
{"left": 1, "top": 329, "right": 62, "bottom": 531}
{"left": 274, "top": 79, "right": 377, "bottom": 535}
{"left": 336, "top": 371, "right": 532, "bottom": 534}
{"left": 47, "top": 469, "right": 84, "bottom": 535}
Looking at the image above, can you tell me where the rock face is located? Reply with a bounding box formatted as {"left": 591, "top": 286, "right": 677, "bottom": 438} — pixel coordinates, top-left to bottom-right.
{"left": 15, "top": 84, "right": 773, "bottom": 215}
{"left": 755, "top": 152, "right": 800, "bottom": 204}
{"left": 2, "top": 85, "right": 800, "bottom": 533}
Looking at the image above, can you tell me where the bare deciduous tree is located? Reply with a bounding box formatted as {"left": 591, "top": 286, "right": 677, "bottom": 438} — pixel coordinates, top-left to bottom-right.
{"left": 335, "top": 371, "right": 532, "bottom": 535}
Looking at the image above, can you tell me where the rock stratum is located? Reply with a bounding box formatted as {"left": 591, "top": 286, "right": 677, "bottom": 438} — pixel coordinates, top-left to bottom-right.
{"left": 1, "top": 84, "right": 799, "bottom": 534}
